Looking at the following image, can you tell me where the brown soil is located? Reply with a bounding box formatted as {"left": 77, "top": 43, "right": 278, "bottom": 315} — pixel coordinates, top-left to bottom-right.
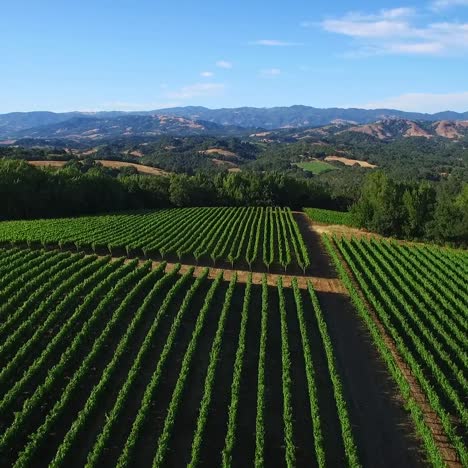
{"left": 343, "top": 123, "right": 389, "bottom": 140}
{"left": 295, "top": 212, "right": 428, "bottom": 467}
{"left": 129, "top": 261, "right": 347, "bottom": 294}
{"left": 309, "top": 222, "right": 382, "bottom": 239}
{"left": 80, "top": 149, "right": 98, "bottom": 156}
{"left": 203, "top": 148, "right": 238, "bottom": 158}
{"left": 324, "top": 155, "right": 377, "bottom": 168}
{"left": 404, "top": 122, "right": 432, "bottom": 139}
{"left": 22, "top": 240, "right": 347, "bottom": 294}
{"left": 27, "top": 160, "right": 169, "bottom": 176}
{"left": 1, "top": 211, "right": 451, "bottom": 466}
{"left": 28, "top": 160, "right": 67, "bottom": 168}
{"left": 433, "top": 121, "right": 468, "bottom": 139}
{"left": 95, "top": 160, "right": 169, "bottom": 176}
{"left": 210, "top": 158, "right": 239, "bottom": 168}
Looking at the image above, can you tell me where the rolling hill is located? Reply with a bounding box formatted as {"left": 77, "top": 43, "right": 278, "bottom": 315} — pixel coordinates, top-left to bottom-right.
{"left": 1, "top": 105, "right": 468, "bottom": 139}
{"left": 4, "top": 115, "right": 247, "bottom": 141}
{"left": 252, "top": 118, "right": 468, "bottom": 142}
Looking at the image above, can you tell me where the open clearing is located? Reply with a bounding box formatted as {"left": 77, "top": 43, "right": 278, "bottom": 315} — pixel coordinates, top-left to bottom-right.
{"left": 27, "top": 159, "right": 169, "bottom": 176}
{"left": 295, "top": 160, "right": 337, "bottom": 174}
{"left": 324, "top": 155, "right": 377, "bottom": 168}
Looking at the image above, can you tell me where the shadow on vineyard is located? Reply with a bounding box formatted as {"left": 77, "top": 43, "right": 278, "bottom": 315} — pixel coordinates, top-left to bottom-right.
{"left": 292, "top": 212, "right": 337, "bottom": 279}
{"left": 317, "top": 289, "right": 426, "bottom": 467}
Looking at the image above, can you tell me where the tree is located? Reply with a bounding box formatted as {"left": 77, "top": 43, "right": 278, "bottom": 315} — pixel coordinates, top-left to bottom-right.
{"left": 353, "top": 171, "right": 404, "bottom": 236}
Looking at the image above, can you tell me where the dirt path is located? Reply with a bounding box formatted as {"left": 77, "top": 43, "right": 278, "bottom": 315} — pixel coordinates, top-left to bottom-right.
{"left": 293, "top": 211, "right": 427, "bottom": 467}
{"left": 125, "top": 259, "right": 347, "bottom": 293}
{"left": 292, "top": 211, "right": 380, "bottom": 240}
{"left": 7, "top": 242, "right": 347, "bottom": 294}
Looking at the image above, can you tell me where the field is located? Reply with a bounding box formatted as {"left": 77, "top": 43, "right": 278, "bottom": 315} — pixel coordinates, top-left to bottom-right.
{"left": 0, "top": 208, "right": 467, "bottom": 468}
{"left": 0, "top": 207, "right": 310, "bottom": 272}
{"left": 27, "top": 160, "right": 170, "bottom": 176}
{"left": 304, "top": 207, "right": 358, "bottom": 227}
{"left": 324, "top": 156, "right": 377, "bottom": 169}
{"left": 326, "top": 236, "right": 468, "bottom": 467}
{"left": 0, "top": 248, "right": 360, "bottom": 467}
{"left": 295, "top": 160, "right": 337, "bottom": 174}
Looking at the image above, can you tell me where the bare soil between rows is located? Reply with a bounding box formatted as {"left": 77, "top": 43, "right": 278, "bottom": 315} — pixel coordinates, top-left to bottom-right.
{"left": 0, "top": 213, "right": 443, "bottom": 466}
{"left": 294, "top": 212, "right": 429, "bottom": 467}
{"left": 333, "top": 245, "right": 463, "bottom": 468}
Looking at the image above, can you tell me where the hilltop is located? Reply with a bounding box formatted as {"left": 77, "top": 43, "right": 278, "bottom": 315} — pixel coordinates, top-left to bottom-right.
{"left": 1, "top": 105, "right": 468, "bottom": 140}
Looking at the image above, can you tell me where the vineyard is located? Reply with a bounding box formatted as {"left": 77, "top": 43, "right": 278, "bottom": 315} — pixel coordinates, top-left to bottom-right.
{"left": 326, "top": 236, "right": 468, "bottom": 467}
{"left": 304, "top": 208, "right": 358, "bottom": 228}
{"left": 1, "top": 208, "right": 467, "bottom": 468}
{"left": 0, "top": 247, "right": 360, "bottom": 467}
{"left": 0, "top": 207, "right": 310, "bottom": 272}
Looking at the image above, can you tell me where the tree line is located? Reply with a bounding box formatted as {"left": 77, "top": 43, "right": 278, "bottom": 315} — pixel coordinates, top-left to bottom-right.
{"left": 1, "top": 160, "right": 466, "bottom": 246}
{"left": 0, "top": 160, "right": 338, "bottom": 220}
{"left": 353, "top": 171, "right": 467, "bottom": 246}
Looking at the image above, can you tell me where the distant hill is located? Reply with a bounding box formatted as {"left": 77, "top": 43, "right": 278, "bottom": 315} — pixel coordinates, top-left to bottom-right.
{"left": 1, "top": 105, "right": 468, "bottom": 138}
{"left": 0, "top": 111, "right": 82, "bottom": 136}
{"left": 4, "top": 115, "right": 247, "bottom": 141}
{"left": 253, "top": 118, "right": 468, "bottom": 142}
{"left": 153, "top": 105, "right": 468, "bottom": 130}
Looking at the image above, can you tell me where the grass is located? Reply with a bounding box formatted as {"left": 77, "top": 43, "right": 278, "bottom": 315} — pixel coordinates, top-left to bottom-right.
{"left": 295, "top": 160, "right": 337, "bottom": 175}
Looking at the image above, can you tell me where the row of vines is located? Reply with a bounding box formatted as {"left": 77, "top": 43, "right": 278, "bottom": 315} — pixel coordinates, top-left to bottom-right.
{"left": 0, "top": 246, "right": 357, "bottom": 467}
{"left": 327, "top": 235, "right": 468, "bottom": 466}
{"left": 0, "top": 207, "right": 310, "bottom": 271}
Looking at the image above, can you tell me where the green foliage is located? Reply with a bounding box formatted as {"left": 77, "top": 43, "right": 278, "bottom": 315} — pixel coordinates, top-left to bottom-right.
{"left": 295, "top": 160, "right": 337, "bottom": 174}
{"left": 277, "top": 278, "right": 296, "bottom": 467}
{"left": 304, "top": 207, "right": 358, "bottom": 227}
{"left": 334, "top": 236, "right": 468, "bottom": 465}
{"left": 322, "top": 235, "right": 447, "bottom": 467}
{"left": 353, "top": 171, "right": 404, "bottom": 235}
{"left": 291, "top": 279, "right": 325, "bottom": 467}
{"left": 152, "top": 271, "right": 224, "bottom": 467}
{"left": 254, "top": 275, "right": 268, "bottom": 467}
{"left": 222, "top": 274, "right": 252, "bottom": 467}
{"left": 189, "top": 274, "right": 237, "bottom": 467}
{"left": 306, "top": 279, "right": 361, "bottom": 468}
{"left": 0, "top": 159, "right": 339, "bottom": 219}
{"left": 0, "top": 207, "right": 309, "bottom": 271}
{"left": 353, "top": 171, "right": 468, "bottom": 245}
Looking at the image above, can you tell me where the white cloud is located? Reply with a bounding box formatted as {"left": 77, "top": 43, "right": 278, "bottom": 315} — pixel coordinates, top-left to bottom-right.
{"left": 260, "top": 68, "right": 281, "bottom": 76}
{"left": 200, "top": 71, "right": 214, "bottom": 77}
{"left": 216, "top": 60, "right": 233, "bottom": 69}
{"left": 431, "top": 0, "right": 468, "bottom": 10}
{"left": 319, "top": 7, "right": 468, "bottom": 56}
{"left": 323, "top": 19, "right": 411, "bottom": 38}
{"left": 251, "top": 39, "right": 303, "bottom": 46}
{"left": 361, "top": 91, "right": 468, "bottom": 113}
{"left": 166, "top": 82, "right": 225, "bottom": 100}
{"left": 386, "top": 42, "right": 444, "bottom": 54}
{"left": 302, "top": 8, "right": 414, "bottom": 29}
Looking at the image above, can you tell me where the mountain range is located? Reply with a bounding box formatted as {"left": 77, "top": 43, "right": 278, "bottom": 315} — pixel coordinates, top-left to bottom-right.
{"left": 1, "top": 105, "right": 468, "bottom": 141}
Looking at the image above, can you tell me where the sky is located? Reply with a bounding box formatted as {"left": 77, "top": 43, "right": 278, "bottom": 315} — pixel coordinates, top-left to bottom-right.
{"left": 1, "top": 0, "right": 468, "bottom": 114}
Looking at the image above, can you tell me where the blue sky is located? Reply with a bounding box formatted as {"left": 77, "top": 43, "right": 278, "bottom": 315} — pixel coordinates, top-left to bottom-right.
{"left": 1, "top": 0, "right": 468, "bottom": 113}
